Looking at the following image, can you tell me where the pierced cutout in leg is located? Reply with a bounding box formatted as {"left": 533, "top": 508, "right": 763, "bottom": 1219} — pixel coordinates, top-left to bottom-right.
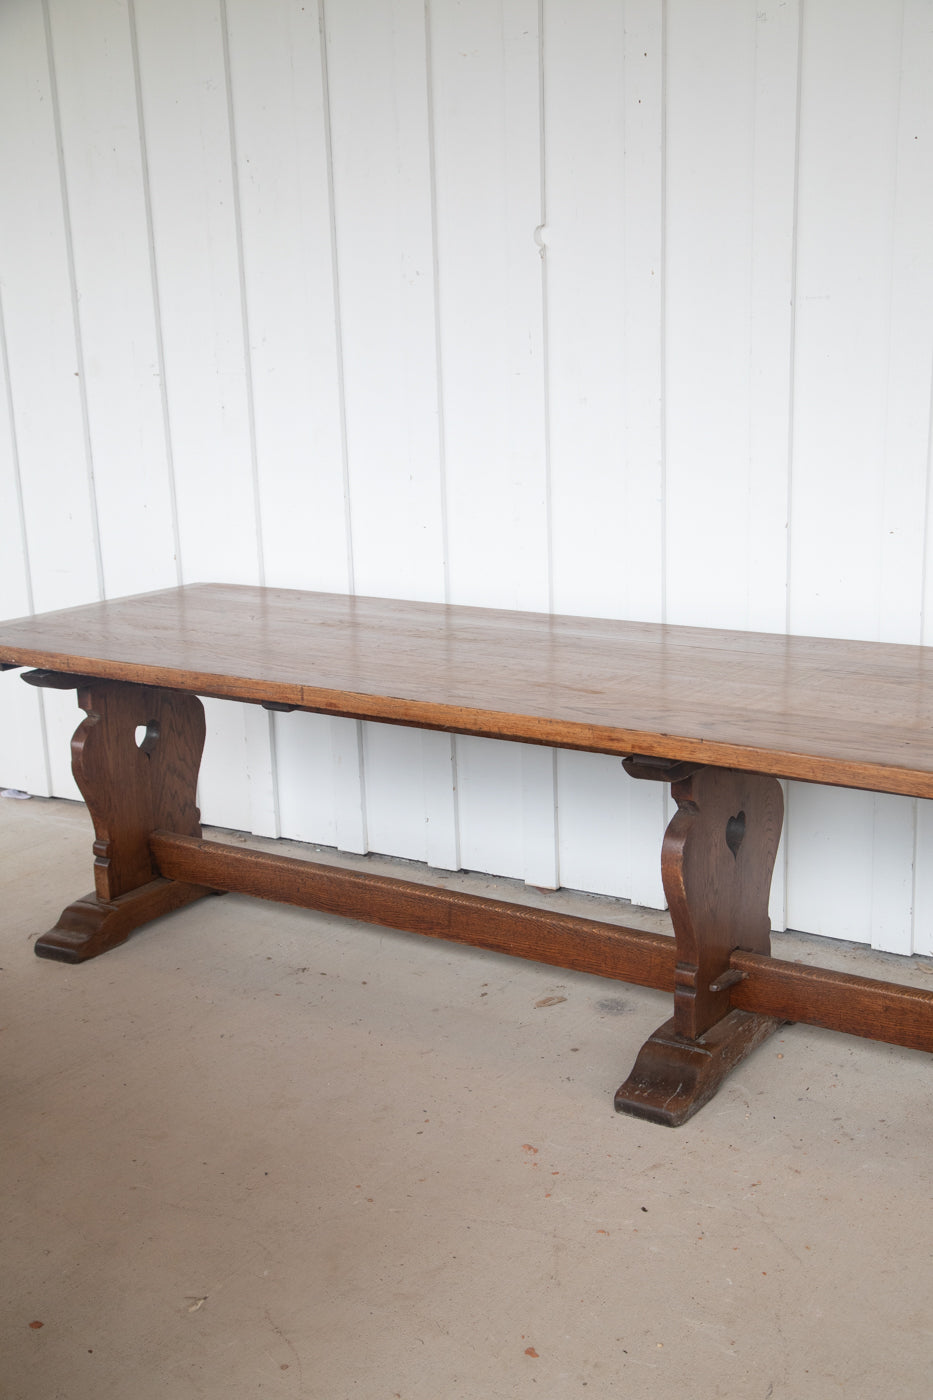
{"left": 135, "top": 721, "right": 160, "bottom": 755}
{"left": 725, "top": 810, "right": 745, "bottom": 859}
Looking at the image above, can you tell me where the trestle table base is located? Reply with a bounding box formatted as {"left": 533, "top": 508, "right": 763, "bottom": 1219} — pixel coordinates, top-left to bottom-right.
{"left": 26, "top": 673, "right": 933, "bottom": 1125}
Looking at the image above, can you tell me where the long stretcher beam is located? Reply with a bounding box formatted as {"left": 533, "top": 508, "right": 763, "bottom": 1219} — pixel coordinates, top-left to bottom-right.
{"left": 150, "top": 831, "right": 933, "bottom": 1056}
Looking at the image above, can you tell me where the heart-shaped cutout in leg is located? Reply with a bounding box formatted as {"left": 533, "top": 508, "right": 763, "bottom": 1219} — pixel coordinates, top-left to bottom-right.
{"left": 725, "top": 810, "right": 746, "bottom": 859}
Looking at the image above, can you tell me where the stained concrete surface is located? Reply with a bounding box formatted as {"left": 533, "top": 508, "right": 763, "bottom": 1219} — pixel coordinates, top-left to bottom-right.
{"left": 2, "top": 795, "right": 932, "bottom": 1400}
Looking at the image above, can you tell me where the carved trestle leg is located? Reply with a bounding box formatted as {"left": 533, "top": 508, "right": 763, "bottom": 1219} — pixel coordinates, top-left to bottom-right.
{"left": 32, "top": 678, "right": 214, "bottom": 962}
{"left": 615, "top": 761, "right": 785, "bottom": 1126}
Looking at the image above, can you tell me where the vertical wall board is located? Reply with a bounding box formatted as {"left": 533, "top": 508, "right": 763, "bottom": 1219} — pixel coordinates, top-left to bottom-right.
{"left": 132, "top": 0, "right": 264, "bottom": 833}
{"left": 0, "top": 333, "right": 47, "bottom": 794}
{"left": 223, "top": 0, "right": 349, "bottom": 595}
{"left": 132, "top": 0, "right": 259, "bottom": 589}
{"left": 913, "top": 800, "right": 933, "bottom": 958}
{"left": 456, "top": 736, "right": 525, "bottom": 882}
{"left": 272, "top": 710, "right": 338, "bottom": 848}
{"left": 324, "top": 0, "right": 448, "bottom": 864}
{"left": 198, "top": 698, "right": 254, "bottom": 833}
{"left": 0, "top": 0, "right": 100, "bottom": 619}
{"left": 786, "top": 783, "right": 913, "bottom": 956}
{"left": 242, "top": 704, "right": 279, "bottom": 839}
{"left": 787, "top": 784, "right": 912, "bottom": 956}
{"left": 878, "top": 0, "right": 933, "bottom": 645}
{"left": 357, "top": 726, "right": 459, "bottom": 875}
{"left": 618, "top": 0, "right": 666, "bottom": 627}
{"left": 784, "top": 781, "right": 873, "bottom": 945}
{"left": 769, "top": 783, "right": 788, "bottom": 935}
{"left": 868, "top": 793, "right": 915, "bottom": 957}
{"left": 0, "top": 526, "right": 45, "bottom": 800}
{"left": 362, "top": 721, "right": 427, "bottom": 863}
{"left": 40, "top": 692, "right": 82, "bottom": 802}
{"left": 665, "top": 0, "right": 786, "bottom": 631}
{"left": 887, "top": 0, "right": 933, "bottom": 954}
{"left": 224, "top": 0, "right": 351, "bottom": 846}
{"left": 557, "top": 752, "right": 636, "bottom": 902}
{"left": 620, "top": 782, "right": 666, "bottom": 912}
{"left": 543, "top": 0, "right": 630, "bottom": 621}
{"left": 746, "top": 0, "right": 800, "bottom": 641}
{"left": 543, "top": 0, "right": 666, "bottom": 908}
{"left": 522, "top": 747, "right": 558, "bottom": 890}
{"left": 430, "top": 0, "right": 549, "bottom": 612}
{"left": 544, "top": 0, "right": 665, "bottom": 621}
{"left": 330, "top": 716, "right": 368, "bottom": 854}
{"left": 788, "top": 0, "right": 902, "bottom": 643}
{"left": 422, "top": 731, "right": 460, "bottom": 871}
{"left": 195, "top": 696, "right": 279, "bottom": 833}
{"left": 786, "top": 2, "right": 910, "bottom": 949}
{"left": 323, "top": 0, "right": 445, "bottom": 603}
{"left": 197, "top": 700, "right": 277, "bottom": 840}
{"left": 621, "top": 0, "right": 668, "bottom": 913}
{"left": 430, "top": 0, "right": 552, "bottom": 887}
{"left": 0, "top": 0, "right": 98, "bottom": 803}
{"left": 46, "top": 0, "right": 179, "bottom": 600}
{"left": 560, "top": 764, "right": 666, "bottom": 916}
{"left": 0, "top": 317, "right": 30, "bottom": 628}
{"left": 0, "top": 674, "right": 46, "bottom": 796}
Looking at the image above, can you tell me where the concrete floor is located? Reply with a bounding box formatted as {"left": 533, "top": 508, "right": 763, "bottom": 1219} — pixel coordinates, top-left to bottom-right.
{"left": 2, "top": 796, "right": 933, "bottom": 1400}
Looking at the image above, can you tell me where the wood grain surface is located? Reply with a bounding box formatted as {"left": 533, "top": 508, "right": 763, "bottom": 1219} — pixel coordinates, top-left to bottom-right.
{"left": 2, "top": 583, "right": 933, "bottom": 797}
{"left": 661, "top": 767, "right": 783, "bottom": 1039}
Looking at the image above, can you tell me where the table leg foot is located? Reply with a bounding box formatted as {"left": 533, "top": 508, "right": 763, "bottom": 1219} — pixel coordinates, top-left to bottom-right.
{"left": 35, "top": 879, "right": 214, "bottom": 963}
{"left": 614, "top": 1009, "right": 783, "bottom": 1127}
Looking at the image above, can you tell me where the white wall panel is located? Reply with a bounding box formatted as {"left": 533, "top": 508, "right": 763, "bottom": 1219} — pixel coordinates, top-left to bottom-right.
{"left": 789, "top": 0, "right": 903, "bottom": 642}
{"left": 3, "top": 0, "right": 933, "bottom": 953}
{"left": 431, "top": 0, "right": 549, "bottom": 613}
{"left": 543, "top": 0, "right": 667, "bottom": 909}
{"left": 430, "top": 0, "right": 555, "bottom": 887}
{"left": 894, "top": 0, "right": 933, "bottom": 953}
{"left": 330, "top": 715, "right": 368, "bottom": 855}
{"left": 914, "top": 800, "right": 933, "bottom": 958}
{"left": 878, "top": 0, "right": 933, "bottom": 643}
{"left": 0, "top": 0, "right": 101, "bottom": 802}
{"left": 132, "top": 0, "right": 270, "bottom": 833}
{"left": 456, "top": 736, "right": 525, "bottom": 882}
{"left": 556, "top": 752, "right": 635, "bottom": 903}
{"left": 362, "top": 721, "right": 427, "bottom": 864}
{"left": 784, "top": 0, "right": 926, "bottom": 948}
{"left": 272, "top": 710, "right": 339, "bottom": 848}
{"left": 0, "top": 300, "right": 48, "bottom": 797}
{"left": 747, "top": 0, "right": 801, "bottom": 642}
{"left": 421, "top": 732, "right": 460, "bottom": 872}
{"left": 198, "top": 698, "right": 255, "bottom": 836}
{"left": 665, "top": 0, "right": 793, "bottom": 633}
{"left": 225, "top": 0, "right": 349, "bottom": 596}
{"left": 323, "top": 0, "right": 455, "bottom": 862}
{"left": 223, "top": 0, "right": 352, "bottom": 846}
{"left": 46, "top": 0, "right": 179, "bottom": 600}
{"left": 0, "top": 0, "right": 101, "bottom": 617}
{"left": 325, "top": 0, "right": 445, "bottom": 604}
{"left": 133, "top": 0, "right": 259, "bottom": 589}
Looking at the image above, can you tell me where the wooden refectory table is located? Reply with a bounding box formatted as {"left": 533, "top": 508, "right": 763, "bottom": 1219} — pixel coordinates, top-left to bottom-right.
{"left": 2, "top": 582, "right": 933, "bottom": 1126}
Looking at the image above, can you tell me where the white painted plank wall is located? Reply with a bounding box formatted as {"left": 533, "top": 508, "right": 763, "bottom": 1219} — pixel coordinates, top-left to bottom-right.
{"left": 2, "top": 0, "right": 933, "bottom": 953}
{"left": 784, "top": 0, "right": 933, "bottom": 954}
{"left": 544, "top": 0, "right": 666, "bottom": 907}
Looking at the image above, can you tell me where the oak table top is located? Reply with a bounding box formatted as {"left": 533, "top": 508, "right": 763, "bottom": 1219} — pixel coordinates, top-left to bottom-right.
{"left": 0, "top": 583, "right": 931, "bottom": 799}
